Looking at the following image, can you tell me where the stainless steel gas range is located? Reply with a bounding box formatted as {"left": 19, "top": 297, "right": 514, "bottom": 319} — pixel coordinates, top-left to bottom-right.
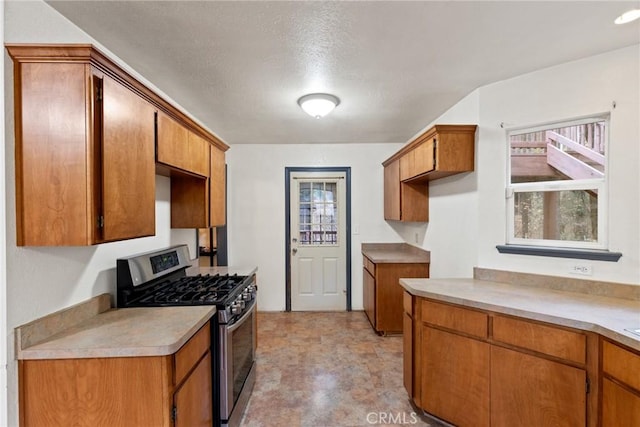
{"left": 116, "top": 245, "right": 257, "bottom": 427}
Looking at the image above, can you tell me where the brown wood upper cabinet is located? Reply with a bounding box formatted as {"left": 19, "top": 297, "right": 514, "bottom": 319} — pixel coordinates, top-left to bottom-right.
{"left": 7, "top": 45, "right": 156, "bottom": 246}
{"left": 170, "top": 144, "right": 226, "bottom": 229}
{"left": 8, "top": 44, "right": 229, "bottom": 240}
{"left": 209, "top": 145, "right": 226, "bottom": 227}
{"left": 398, "top": 124, "right": 477, "bottom": 182}
{"left": 383, "top": 159, "right": 429, "bottom": 222}
{"left": 383, "top": 124, "right": 476, "bottom": 222}
{"left": 157, "top": 112, "right": 210, "bottom": 178}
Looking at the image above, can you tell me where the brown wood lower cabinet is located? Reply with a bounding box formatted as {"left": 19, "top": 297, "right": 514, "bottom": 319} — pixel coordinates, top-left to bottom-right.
{"left": 421, "top": 327, "right": 490, "bottom": 427}
{"left": 601, "top": 340, "right": 640, "bottom": 426}
{"left": 19, "top": 323, "right": 212, "bottom": 427}
{"left": 363, "top": 256, "right": 428, "bottom": 335}
{"left": 602, "top": 378, "right": 640, "bottom": 427}
{"left": 491, "top": 346, "right": 586, "bottom": 427}
{"left": 403, "top": 294, "right": 602, "bottom": 427}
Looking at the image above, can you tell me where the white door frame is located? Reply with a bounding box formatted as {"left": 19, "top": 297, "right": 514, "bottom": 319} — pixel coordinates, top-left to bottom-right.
{"left": 285, "top": 167, "right": 351, "bottom": 311}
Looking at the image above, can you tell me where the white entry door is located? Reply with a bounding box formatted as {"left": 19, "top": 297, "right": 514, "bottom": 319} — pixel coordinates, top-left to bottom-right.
{"left": 290, "top": 171, "right": 347, "bottom": 311}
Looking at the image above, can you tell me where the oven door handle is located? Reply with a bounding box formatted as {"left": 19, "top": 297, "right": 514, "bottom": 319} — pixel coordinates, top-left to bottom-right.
{"left": 227, "top": 299, "right": 256, "bottom": 333}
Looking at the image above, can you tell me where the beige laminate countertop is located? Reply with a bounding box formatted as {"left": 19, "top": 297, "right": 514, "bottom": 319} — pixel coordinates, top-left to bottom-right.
{"left": 362, "top": 243, "right": 430, "bottom": 264}
{"left": 400, "top": 277, "right": 640, "bottom": 351}
{"left": 17, "top": 306, "right": 216, "bottom": 360}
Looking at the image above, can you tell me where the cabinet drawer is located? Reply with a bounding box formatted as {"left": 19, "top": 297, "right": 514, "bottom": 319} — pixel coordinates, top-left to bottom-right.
{"left": 603, "top": 340, "right": 640, "bottom": 391}
{"left": 363, "top": 256, "right": 376, "bottom": 275}
{"left": 492, "top": 315, "right": 585, "bottom": 364}
{"left": 421, "top": 300, "right": 488, "bottom": 339}
{"left": 175, "top": 322, "right": 210, "bottom": 385}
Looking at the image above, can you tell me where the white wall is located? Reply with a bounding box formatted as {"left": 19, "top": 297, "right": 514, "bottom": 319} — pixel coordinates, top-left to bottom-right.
{"left": 225, "top": 46, "right": 640, "bottom": 317}
{"left": 3, "top": 2, "right": 196, "bottom": 425}
{"left": 226, "top": 143, "right": 405, "bottom": 311}
{"left": 392, "top": 45, "right": 640, "bottom": 285}
{"left": 476, "top": 45, "right": 640, "bottom": 285}
{"left": 0, "top": 1, "right": 7, "bottom": 425}
{"left": 393, "top": 91, "right": 482, "bottom": 278}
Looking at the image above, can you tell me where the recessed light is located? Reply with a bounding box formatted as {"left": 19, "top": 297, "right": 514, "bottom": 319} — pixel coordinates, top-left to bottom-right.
{"left": 615, "top": 9, "right": 640, "bottom": 25}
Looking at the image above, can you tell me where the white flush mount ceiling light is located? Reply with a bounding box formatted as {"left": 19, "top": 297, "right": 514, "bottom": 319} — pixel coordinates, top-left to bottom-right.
{"left": 297, "top": 93, "right": 340, "bottom": 119}
{"left": 614, "top": 9, "right": 640, "bottom": 24}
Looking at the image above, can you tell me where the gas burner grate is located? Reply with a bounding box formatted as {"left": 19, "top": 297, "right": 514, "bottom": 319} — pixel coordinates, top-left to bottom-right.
{"left": 131, "top": 273, "right": 249, "bottom": 306}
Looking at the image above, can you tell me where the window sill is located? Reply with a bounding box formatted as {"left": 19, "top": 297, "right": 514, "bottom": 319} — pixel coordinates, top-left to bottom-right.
{"left": 496, "top": 245, "right": 622, "bottom": 262}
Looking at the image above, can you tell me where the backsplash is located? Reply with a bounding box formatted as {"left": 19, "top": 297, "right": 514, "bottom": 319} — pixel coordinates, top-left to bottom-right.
{"left": 474, "top": 268, "right": 640, "bottom": 301}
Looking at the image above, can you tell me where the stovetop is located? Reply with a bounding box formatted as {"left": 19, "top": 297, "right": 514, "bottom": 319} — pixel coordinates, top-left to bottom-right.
{"left": 116, "top": 245, "right": 256, "bottom": 310}
{"left": 124, "top": 273, "right": 250, "bottom": 307}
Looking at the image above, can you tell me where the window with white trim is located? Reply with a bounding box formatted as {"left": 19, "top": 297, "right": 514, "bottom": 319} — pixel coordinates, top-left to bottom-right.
{"left": 506, "top": 116, "right": 608, "bottom": 250}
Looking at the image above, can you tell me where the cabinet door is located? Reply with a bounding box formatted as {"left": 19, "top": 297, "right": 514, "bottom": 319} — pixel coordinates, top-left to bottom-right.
{"left": 16, "top": 62, "right": 91, "bottom": 246}
{"left": 491, "top": 345, "right": 586, "bottom": 427}
{"left": 399, "top": 151, "right": 413, "bottom": 181}
{"left": 174, "top": 352, "right": 213, "bottom": 427}
{"left": 383, "top": 160, "right": 401, "bottom": 220}
{"left": 100, "top": 76, "right": 156, "bottom": 242}
{"left": 188, "top": 131, "right": 210, "bottom": 177}
{"left": 413, "top": 138, "right": 435, "bottom": 176}
{"left": 209, "top": 146, "right": 226, "bottom": 226}
{"left": 377, "top": 264, "right": 428, "bottom": 334}
{"left": 422, "top": 327, "right": 490, "bottom": 427}
{"left": 363, "top": 267, "right": 376, "bottom": 329}
{"left": 400, "top": 139, "right": 435, "bottom": 180}
{"left": 403, "top": 311, "right": 413, "bottom": 397}
{"left": 20, "top": 356, "right": 171, "bottom": 427}
{"left": 602, "top": 378, "right": 640, "bottom": 426}
{"left": 383, "top": 159, "right": 428, "bottom": 222}
{"left": 157, "top": 113, "right": 209, "bottom": 177}
{"left": 157, "top": 112, "right": 190, "bottom": 171}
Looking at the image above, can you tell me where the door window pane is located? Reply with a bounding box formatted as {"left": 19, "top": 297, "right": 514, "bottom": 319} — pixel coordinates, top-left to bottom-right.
{"left": 312, "top": 182, "right": 324, "bottom": 202}
{"left": 299, "top": 203, "right": 311, "bottom": 224}
{"left": 298, "top": 180, "right": 339, "bottom": 245}
{"left": 300, "top": 182, "right": 311, "bottom": 202}
{"left": 324, "top": 183, "right": 336, "bottom": 202}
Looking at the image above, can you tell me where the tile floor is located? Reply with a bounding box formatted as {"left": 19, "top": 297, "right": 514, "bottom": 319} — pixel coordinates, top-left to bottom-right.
{"left": 241, "top": 311, "right": 445, "bottom": 427}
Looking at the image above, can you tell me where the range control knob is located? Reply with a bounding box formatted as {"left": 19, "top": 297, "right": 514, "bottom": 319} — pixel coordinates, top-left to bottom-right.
{"left": 229, "top": 303, "right": 240, "bottom": 315}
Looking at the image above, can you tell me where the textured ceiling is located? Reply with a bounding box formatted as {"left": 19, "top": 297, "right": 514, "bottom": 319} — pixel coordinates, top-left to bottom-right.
{"left": 46, "top": 1, "right": 640, "bottom": 145}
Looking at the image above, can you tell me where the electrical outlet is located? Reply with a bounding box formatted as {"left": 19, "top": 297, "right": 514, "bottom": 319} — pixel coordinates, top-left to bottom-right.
{"left": 569, "top": 264, "right": 593, "bottom": 276}
{"left": 414, "top": 233, "right": 419, "bottom": 244}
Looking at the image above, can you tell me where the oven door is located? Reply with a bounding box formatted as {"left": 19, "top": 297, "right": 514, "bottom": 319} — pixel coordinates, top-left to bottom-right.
{"left": 219, "top": 299, "right": 256, "bottom": 425}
